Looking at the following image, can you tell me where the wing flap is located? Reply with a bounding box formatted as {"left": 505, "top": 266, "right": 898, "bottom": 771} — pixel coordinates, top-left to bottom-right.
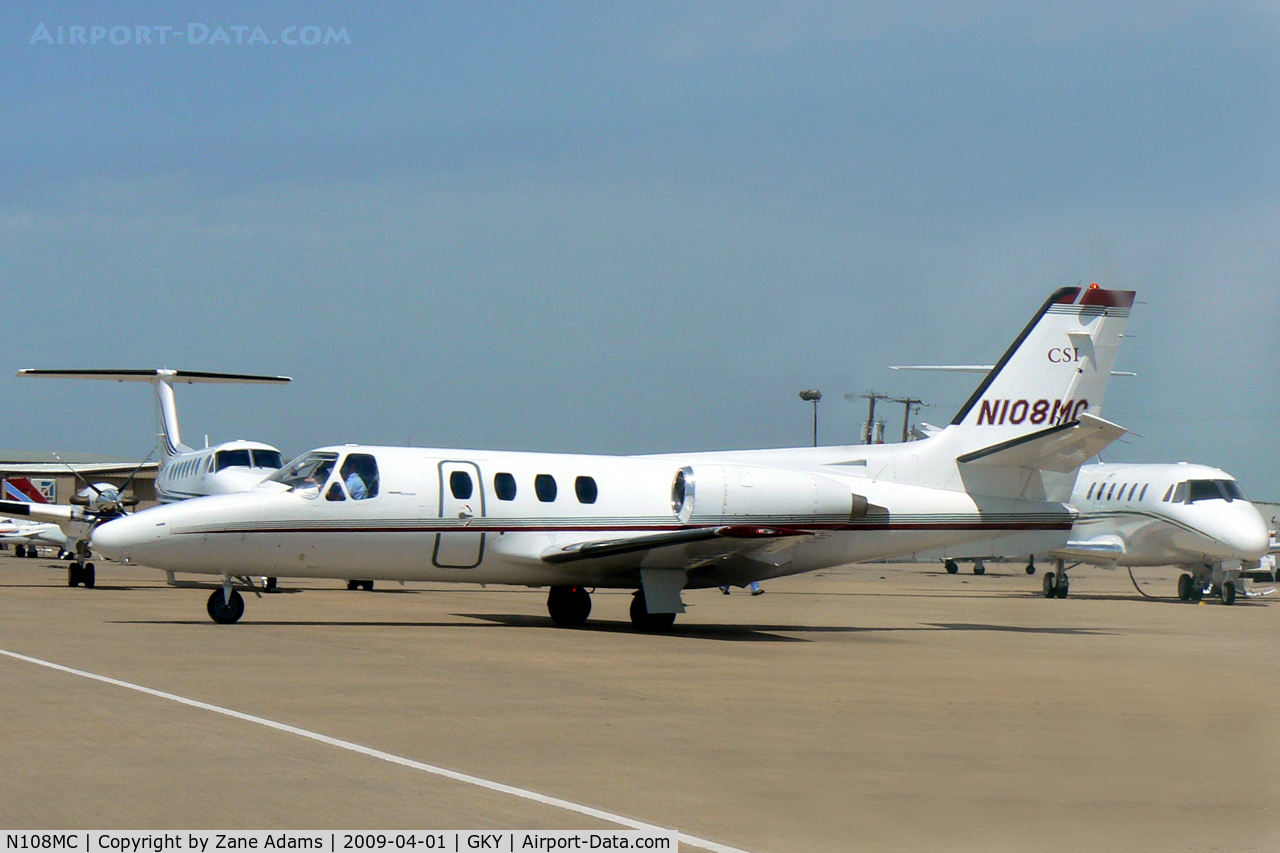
{"left": 541, "top": 525, "right": 809, "bottom": 566}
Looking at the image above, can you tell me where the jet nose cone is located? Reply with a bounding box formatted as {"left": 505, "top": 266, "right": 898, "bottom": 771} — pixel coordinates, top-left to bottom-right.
{"left": 1227, "top": 506, "right": 1271, "bottom": 561}
{"left": 92, "top": 512, "right": 162, "bottom": 562}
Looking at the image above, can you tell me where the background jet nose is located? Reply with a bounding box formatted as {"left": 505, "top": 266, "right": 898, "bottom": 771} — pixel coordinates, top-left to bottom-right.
{"left": 1228, "top": 507, "right": 1271, "bottom": 560}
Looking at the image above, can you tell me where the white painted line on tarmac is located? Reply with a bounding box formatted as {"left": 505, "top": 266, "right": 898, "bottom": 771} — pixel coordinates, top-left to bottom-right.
{"left": 0, "top": 647, "right": 753, "bottom": 853}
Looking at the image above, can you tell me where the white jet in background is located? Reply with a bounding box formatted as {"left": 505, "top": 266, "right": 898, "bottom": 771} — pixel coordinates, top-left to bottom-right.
{"left": 0, "top": 369, "right": 289, "bottom": 587}
{"left": 93, "top": 286, "right": 1135, "bottom": 628}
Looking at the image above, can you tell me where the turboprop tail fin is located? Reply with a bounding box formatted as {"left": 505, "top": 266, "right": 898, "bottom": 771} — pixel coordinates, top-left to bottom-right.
{"left": 16, "top": 369, "right": 290, "bottom": 460}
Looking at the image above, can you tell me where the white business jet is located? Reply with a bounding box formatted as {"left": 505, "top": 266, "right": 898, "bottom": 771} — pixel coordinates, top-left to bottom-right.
{"left": 92, "top": 286, "right": 1135, "bottom": 629}
{"left": 0, "top": 369, "right": 289, "bottom": 587}
{"left": 928, "top": 460, "right": 1269, "bottom": 602}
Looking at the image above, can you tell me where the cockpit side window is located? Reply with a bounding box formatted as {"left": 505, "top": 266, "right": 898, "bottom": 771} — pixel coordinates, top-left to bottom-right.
{"left": 215, "top": 449, "right": 252, "bottom": 471}
{"left": 339, "top": 453, "right": 379, "bottom": 500}
{"left": 1171, "top": 481, "right": 1188, "bottom": 503}
{"left": 267, "top": 452, "right": 339, "bottom": 492}
{"left": 326, "top": 482, "right": 347, "bottom": 502}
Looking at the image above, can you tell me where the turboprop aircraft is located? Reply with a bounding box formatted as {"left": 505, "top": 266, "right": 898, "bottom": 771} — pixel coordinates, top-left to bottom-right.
{"left": 0, "top": 369, "right": 289, "bottom": 587}
{"left": 92, "top": 285, "right": 1136, "bottom": 629}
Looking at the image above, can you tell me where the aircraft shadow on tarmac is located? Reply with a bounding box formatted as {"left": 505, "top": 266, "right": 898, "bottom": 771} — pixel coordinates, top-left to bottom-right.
{"left": 105, "top": 614, "right": 1120, "bottom": 640}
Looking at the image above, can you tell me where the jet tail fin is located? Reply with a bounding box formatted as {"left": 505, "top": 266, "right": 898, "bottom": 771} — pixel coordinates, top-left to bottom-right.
{"left": 17, "top": 369, "right": 290, "bottom": 460}
{"left": 944, "top": 284, "right": 1133, "bottom": 450}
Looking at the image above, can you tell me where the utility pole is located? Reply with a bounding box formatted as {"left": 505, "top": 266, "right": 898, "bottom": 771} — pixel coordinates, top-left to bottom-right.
{"left": 798, "top": 389, "right": 822, "bottom": 446}
{"left": 858, "top": 391, "right": 890, "bottom": 444}
{"left": 890, "top": 396, "right": 925, "bottom": 442}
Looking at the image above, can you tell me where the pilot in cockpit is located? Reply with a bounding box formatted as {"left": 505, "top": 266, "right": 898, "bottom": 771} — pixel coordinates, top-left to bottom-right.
{"left": 340, "top": 453, "right": 379, "bottom": 500}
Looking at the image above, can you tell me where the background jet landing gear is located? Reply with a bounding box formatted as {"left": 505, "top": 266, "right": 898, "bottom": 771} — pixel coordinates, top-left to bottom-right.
{"left": 14, "top": 544, "right": 27, "bottom": 558}
{"left": 629, "top": 589, "right": 677, "bottom": 632}
{"left": 1042, "top": 563, "right": 1069, "bottom": 598}
{"left": 67, "top": 562, "right": 96, "bottom": 588}
{"left": 346, "top": 580, "right": 374, "bottom": 591}
{"left": 1025, "top": 557, "right": 1037, "bottom": 575}
{"left": 944, "top": 559, "right": 959, "bottom": 575}
{"left": 972, "top": 559, "right": 986, "bottom": 575}
{"left": 546, "top": 585, "right": 592, "bottom": 627}
{"left": 206, "top": 588, "right": 246, "bottom": 624}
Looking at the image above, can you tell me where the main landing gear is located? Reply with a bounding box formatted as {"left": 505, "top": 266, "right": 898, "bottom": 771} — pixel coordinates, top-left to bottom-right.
{"left": 547, "top": 585, "right": 592, "bottom": 627}
{"left": 1042, "top": 560, "right": 1069, "bottom": 598}
{"left": 630, "top": 589, "right": 677, "bottom": 632}
{"left": 944, "top": 559, "right": 959, "bottom": 574}
{"left": 67, "top": 562, "right": 96, "bottom": 588}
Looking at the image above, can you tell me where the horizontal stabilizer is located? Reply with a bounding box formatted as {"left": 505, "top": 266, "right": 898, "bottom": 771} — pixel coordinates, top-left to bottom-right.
{"left": 0, "top": 500, "right": 74, "bottom": 525}
{"left": 958, "top": 413, "right": 1127, "bottom": 473}
{"left": 889, "top": 365, "right": 1135, "bottom": 377}
{"left": 18, "top": 369, "right": 291, "bottom": 384}
{"left": 542, "top": 525, "right": 806, "bottom": 565}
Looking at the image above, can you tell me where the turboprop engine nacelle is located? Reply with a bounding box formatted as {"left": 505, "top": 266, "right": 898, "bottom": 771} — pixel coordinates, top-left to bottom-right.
{"left": 671, "top": 464, "right": 868, "bottom": 525}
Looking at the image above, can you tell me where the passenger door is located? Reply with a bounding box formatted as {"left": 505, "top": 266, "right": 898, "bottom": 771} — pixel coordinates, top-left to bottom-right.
{"left": 435, "top": 460, "right": 485, "bottom": 568}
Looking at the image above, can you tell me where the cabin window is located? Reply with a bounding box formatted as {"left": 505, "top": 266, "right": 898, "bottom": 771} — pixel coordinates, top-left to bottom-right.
{"left": 535, "top": 474, "right": 557, "bottom": 502}
{"left": 575, "top": 476, "right": 598, "bottom": 504}
{"left": 215, "top": 449, "right": 252, "bottom": 471}
{"left": 325, "top": 482, "right": 346, "bottom": 502}
{"left": 1139, "top": 484, "right": 1148, "bottom": 501}
{"left": 1162, "top": 485, "right": 1173, "bottom": 502}
{"left": 1127, "top": 484, "right": 1138, "bottom": 501}
{"left": 1117, "top": 483, "right": 1127, "bottom": 500}
{"left": 341, "top": 454, "right": 380, "bottom": 500}
{"left": 1086, "top": 483, "right": 1095, "bottom": 500}
{"left": 449, "top": 470, "right": 473, "bottom": 500}
{"left": 205, "top": 457, "right": 214, "bottom": 474}
{"left": 494, "top": 472, "right": 517, "bottom": 501}
{"left": 1106, "top": 484, "right": 1116, "bottom": 500}
{"left": 252, "top": 449, "right": 283, "bottom": 469}
{"left": 1172, "top": 482, "right": 1188, "bottom": 503}
{"left": 267, "top": 451, "right": 338, "bottom": 493}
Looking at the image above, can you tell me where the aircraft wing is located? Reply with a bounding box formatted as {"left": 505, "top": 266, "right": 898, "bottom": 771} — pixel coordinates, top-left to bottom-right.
{"left": 957, "top": 413, "right": 1127, "bottom": 474}
{"left": 541, "top": 525, "right": 811, "bottom": 569}
{"left": 0, "top": 500, "right": 76, "bottom": 526}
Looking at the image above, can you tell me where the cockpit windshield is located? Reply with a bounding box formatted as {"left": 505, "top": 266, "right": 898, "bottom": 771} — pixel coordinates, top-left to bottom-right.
{"left": 215, "top": 449, "right": 252, "bottom": 471}
{"left": 267, "top": 452, "right": 339, "bottom": 492}
{"left": 251, "top": 449, "right": 283, "bottom": 470}
{"left": 1183, "top": 479, "right": 1247, "bottom": 504}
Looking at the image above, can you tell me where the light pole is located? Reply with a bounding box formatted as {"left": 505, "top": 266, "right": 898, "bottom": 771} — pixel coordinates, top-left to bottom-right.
{"left": 798, "top": 389, "right": 822, "bottom": 446}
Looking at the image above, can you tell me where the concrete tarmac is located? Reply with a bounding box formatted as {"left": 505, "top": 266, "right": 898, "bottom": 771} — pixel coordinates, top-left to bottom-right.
{"left": 1, "top": 553, "right": 1278, "bottom": 852}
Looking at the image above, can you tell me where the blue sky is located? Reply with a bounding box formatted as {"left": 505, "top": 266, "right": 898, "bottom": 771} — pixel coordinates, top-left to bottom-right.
{"left": 2, "top": 3, "right": 1278, "bottom": 495}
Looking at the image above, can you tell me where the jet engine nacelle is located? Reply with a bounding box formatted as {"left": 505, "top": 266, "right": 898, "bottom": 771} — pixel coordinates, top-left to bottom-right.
{"left": 671, "top": 464, "right": 867, "bottom": 525}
